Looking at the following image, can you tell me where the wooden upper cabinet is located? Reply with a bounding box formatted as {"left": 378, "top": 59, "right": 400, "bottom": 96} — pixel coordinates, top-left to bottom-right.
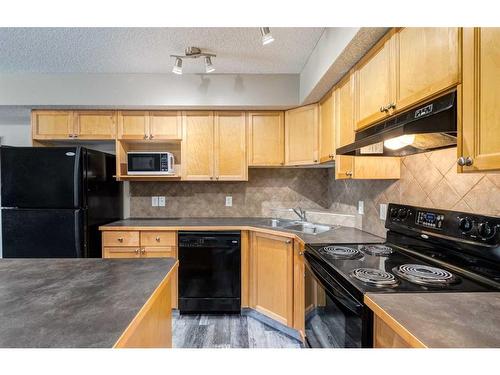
{"left": 247, "top": 112, "right": 284, "bottom": 166}
{"left": 285, "top": 104, "right": 319, "bottom": 165}
{"left": 249, "top": 232, "right": 293, "bottom": 326}
{"left": 335, "top": 75, "right": 355, "bottom": 180}
{"left": 74, "top": 111, "right": 116, "bottom": 140}
{"left": 395, "top": 27, "right": 460, "bottom": 111}
{"left": 32, "top": 110, "right": 74, "bottom": 140}
{"left": 354, "top": 35, "right": 394, "bottom": 130}
{"left": 460, "top": 28, "right": 500, "bottom": 172}
{"left": 149, "top": 111, "right": 182, "bottom": 140}
{"left": 117, "top": 111, "right": 149, "bottom": 140}
{"left": 318, "top": 91, "right": 335, "bottom": 163}
{"left": 215, "top": 112, "right": 247, "bottom": 181}
{"left": 181, "top": 111, "right": 215, "bottom": 180}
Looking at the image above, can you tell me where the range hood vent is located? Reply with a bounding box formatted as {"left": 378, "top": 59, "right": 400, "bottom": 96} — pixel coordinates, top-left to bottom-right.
{"left": 336, "top": 91, "right": 457, "bottom": 157}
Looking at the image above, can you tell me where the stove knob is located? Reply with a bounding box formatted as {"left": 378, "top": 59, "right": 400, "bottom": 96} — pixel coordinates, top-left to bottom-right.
{"left": 458, "top": 217, "right": 473, "bottom": 233}
{"left": 478, "top": 222, "right": 496, "bottom": 240}
{"left": 390, "top": 207, "right": 399, "bottom": 219}
{"left": 397, "top": 208, "right": 408, "bottom": 220}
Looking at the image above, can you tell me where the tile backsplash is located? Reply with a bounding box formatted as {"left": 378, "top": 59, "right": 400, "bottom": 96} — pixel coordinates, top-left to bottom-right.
{"left": 129, "top": 147, "right": 500, "bottom": 238}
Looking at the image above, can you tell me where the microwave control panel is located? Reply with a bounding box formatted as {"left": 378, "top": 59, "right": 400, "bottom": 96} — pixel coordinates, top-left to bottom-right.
{"left": 160, "top": 154, "right": 169, "bottom": 171}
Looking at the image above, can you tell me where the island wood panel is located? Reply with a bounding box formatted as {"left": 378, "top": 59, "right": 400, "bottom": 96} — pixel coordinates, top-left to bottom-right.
{"left": 460, "top": 27, "right": 500, "bottom": 172}
{"left": 74, "top": 111, "right": 117, "bottom": 139}
{"left": 354, "top": 32, "right": 394, "bottom": 130}
{"left": 114, "top": 262, "right": 177, "bottom": 348}
{"left": 285, "top": 104, "right": 319, "bottom": 165}
{"left": 249, "top": 232, "right": 293, "bottom": 326}
{"left": 32, "top": 110, "right": 74, "bottom": 140}
{"left": 318, "top": 91, "right": 335, "bottom": 163}
{"left": 149, "top": 111, "right": 182, "bottom": 140}
{"left": 181, "top": 111, "right": 215, "bottom": 180}
{"left": 117, "top": 111, "right": 149, "bottom": 140}
{"left": 247, "top": 111, "right": 285, "bottom": 166}
{"left": 214, "top": 111, "right": 247, "bottom": 181}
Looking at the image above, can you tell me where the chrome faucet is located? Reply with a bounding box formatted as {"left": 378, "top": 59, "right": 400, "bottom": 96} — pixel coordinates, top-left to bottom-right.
{"left": 292, "top": 207, "right": 307, "bottom": 222}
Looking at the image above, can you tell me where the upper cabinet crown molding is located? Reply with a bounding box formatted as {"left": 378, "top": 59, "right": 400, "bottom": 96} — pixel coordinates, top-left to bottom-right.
{"left": 285, "top": 104, "right": 319, "bottom": 166}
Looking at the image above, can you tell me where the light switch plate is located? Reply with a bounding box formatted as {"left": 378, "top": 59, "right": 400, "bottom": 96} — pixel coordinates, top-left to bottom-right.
{"left": 358, "top": 200, "right": 364, "bottom": 215}
{"left": 225, "top": 196, "right": 233, "bottom": 207}
{"left": 151, "top": 196, "right": 159, "bottom": 207}
{"left": 380, "top": 204, "right": 388, "bottom": 220}
{"left": 158, "top": 196, "right": 166, "bottom": 207}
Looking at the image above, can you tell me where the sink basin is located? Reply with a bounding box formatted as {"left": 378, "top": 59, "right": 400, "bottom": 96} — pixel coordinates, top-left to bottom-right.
{"left": 263, "top": 218, "right": 294, "bottom": 228}
{"left": 282, "top": 222, "right": 331, "bottom": 235}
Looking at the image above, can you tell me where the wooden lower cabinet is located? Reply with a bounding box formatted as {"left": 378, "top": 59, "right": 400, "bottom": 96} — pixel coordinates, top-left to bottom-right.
{"left": 102, "top": 230, "right": 178, "bottom": 309}
{"left": 249, "top": 232, "right": 294, "bottom": 326}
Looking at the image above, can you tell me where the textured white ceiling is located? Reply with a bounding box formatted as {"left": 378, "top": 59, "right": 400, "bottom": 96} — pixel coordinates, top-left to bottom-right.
{"left": 0, "top": 28, "right": 325, "bottom": 74}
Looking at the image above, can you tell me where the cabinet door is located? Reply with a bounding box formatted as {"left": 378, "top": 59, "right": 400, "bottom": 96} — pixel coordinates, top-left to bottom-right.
{"left": 355, "top": 36, "right": 393, "bottom": 130}
{"left": 214, "top": 111, "right": 247, "bottom": 181}
{"left": 141, "top": 246, "right": 176, "bottom": 258}
{"left": 103, "top": 247, "right": 140, "bottom": 258}
{"left": 247, "top": 112, "right": 284, "bottom": 166}
{"left": 31, "top": 110, "right": 74, "bottom": 140}
{"left": 250, "top": 232, "right": 293, "bottom": 326}
{"left": 395, "top": 27, "right": 460, "bottom": 112}
{"left": 181, "top": 111, "right": 214, "bottom": 180}
{"left": 149, "top": 111, "right": 182, "bottom": 140}
{"left": 319, "top": 91, "right": 335, "bottom": 163}
{"left": 74, "top": 111, "right": 116, "bottom": 140}
{"left": 118, "top": 111, "right": 149, "bottom": 140}
{"left": 285, "top": 104, "right": 319, "bottom": 165}
{"left": 461, "top": 28, "right": 500, "bottom": 172}
{"left": 335, "top": 75, "right": 355, "bottom": 179}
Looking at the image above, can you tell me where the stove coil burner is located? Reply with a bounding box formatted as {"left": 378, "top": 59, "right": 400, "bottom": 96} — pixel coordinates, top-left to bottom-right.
{"left": 320, "top": 246, "right": 361, "bottom": 259}
{"left": 349, "top": 268, "right": 399, "bottom": 287}
{"left": 393, "top": 264, "right": 459, "bottom": 287}
{"left": 360, "top": 245, "right": 394, "bottom": 256}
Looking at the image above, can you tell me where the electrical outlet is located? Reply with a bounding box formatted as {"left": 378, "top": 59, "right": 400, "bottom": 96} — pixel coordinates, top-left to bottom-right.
{"left": 380, "top": 204, "right": 388, "bottom": 220}
{"left": 151, "top": 196, "right": 159, "bottom": 207}
{"left": 358, "top": 200, "right": 364, "bottom": 215}
{"left": 158, "top": 196, "right": 166, "bottom": 207}
{"left": 225, "top": 196, "right": 233, "bottom": 207}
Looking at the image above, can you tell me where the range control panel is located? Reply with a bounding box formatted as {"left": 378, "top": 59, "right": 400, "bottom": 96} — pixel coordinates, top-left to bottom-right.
{"left": 386, "top": 203, "right": 500, "bottom": 245}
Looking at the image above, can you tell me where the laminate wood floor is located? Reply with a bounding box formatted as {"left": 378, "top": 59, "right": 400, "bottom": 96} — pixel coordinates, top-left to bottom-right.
{"left": 173, "top": 314, "right": 303, "bottom": 348}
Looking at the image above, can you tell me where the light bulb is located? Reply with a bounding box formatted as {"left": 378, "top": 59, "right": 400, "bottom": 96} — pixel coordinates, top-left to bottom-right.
{"left": 384, "top": 134, "right": 416, "bottom": 150}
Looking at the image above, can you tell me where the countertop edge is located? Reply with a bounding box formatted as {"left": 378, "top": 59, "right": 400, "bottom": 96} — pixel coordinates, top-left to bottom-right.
{"left": 364, "top": 294, "right": 427, "bottom": 348}
{"left": 113, "top": 260, "right": 179, "bottom": 348}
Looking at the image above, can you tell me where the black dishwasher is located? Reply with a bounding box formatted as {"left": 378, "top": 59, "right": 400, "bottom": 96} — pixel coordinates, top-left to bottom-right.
{"left": 178, "top": 231, "right": 241, "bottom": 314}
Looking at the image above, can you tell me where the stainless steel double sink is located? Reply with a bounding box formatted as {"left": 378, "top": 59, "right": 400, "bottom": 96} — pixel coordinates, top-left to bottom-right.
{"left": 264, "top": 218, "right": 332, "bottom": 235}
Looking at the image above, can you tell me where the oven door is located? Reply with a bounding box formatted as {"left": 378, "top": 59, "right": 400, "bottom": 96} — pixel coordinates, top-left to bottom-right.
{"left": 127, "top": 153, "right": 162, "bottom": 174}
{"left": 304, "top": 252, "right": 371, "bottom": 348}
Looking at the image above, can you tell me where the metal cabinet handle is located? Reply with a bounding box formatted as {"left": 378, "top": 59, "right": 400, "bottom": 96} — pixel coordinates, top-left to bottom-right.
{"left": 457, "top": 156, "right": 473, "bottom": 167}
{"left": 141, "top": 248, "right": 146, "bottom": 255}
{"left": 314, "top": 159, "right": 318, "bottom": 163}
{"left": 155, "top": 237, "right": 160, "bottom": 242}
{"left": 117, "top": 238, "right": 123, "bottom": 242}
{"left": 389, "top": 102, "right": 396, "bottom": 110}
{"left": 299, "top": 251, "right": 304, "bottom": 256}
{"left": 216, "top": 176, "right": 219, "bottom": 180}
{"left": 149, "top": 134, "right": 154, "bottom": 139}
{"left": 135, "top": 248, "right": 139, "bottom": 254}
{"left": 74, "top": 134, "right": 78, "bottom": 138}
{"left": 286, "top": 240, "right": 292, "bottom": 244}
{"left": 379, "top": 106, "right": 386, "bottom": 113}
{"left": 143, "top": 134, "right": 148, "bottom": 139}
{"left": 346, "top": 170, "right": 353, "bottom": 177}
{"left": 210, "top": 176, "right": 214, "bottom": 180}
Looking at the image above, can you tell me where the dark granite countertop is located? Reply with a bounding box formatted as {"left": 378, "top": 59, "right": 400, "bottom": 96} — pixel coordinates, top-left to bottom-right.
{"left": 366, "top": 292, "right": 500, "bottom": 348}
{"left": 101, "top": 217, "right": 384, "bottom": 245}
{"left": 0, "top": 258, "right": 177, "bottom": 348}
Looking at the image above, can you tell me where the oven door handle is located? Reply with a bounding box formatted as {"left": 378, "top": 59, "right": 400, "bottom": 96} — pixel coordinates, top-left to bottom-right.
{"left": 305, "top": 254, "right": 363, "bottom": 315}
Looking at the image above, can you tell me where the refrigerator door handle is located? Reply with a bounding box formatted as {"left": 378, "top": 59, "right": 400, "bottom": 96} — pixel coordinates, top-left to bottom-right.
{"left": 73, "top": 147, "right": 81, "bottom": 208}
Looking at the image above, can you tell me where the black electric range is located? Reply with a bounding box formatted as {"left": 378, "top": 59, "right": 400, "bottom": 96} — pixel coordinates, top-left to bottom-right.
{"left": 304, "top": 203, "right": 500, "bottom": 348}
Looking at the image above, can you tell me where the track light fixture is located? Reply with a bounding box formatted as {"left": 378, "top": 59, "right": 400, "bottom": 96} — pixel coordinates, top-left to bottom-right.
{"left": 170, "top": 47, "right": 216, "bottom": 75}
{"left": 260, "top": 27, "right": 274, "bottom": 45}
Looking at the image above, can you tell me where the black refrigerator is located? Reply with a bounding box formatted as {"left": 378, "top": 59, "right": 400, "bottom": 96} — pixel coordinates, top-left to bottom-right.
{"left": 0, "top": 146, "right": 122, "bottom": 258}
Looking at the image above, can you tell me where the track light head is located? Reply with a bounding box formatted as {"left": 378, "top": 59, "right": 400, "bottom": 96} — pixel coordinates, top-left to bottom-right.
{"left": 260, "top": 27, "right": 274, "bottom": 45}
{"left": 204, "top": 56, "right": 215, "bottom": 73}
{"left": 172, "top": 57, "right": 183, "bottom": 75}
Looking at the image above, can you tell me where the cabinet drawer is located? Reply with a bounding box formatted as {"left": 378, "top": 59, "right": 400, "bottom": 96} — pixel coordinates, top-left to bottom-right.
{"left": 102, "top": 231, "right": 140, "bottom": 247}
{"left": 103, "top": 247, "right": 140, "bottom": 258}
{"left": 140, "top": 231, "right": 177, "bottom": 247}
{"left": 142, "top": 246, "right": 176, "bottom": 258}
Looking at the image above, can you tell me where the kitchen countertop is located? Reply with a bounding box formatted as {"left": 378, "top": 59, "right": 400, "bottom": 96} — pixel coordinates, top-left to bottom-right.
{"left": 100, "top": 217, "right": 384, "bottom": 245}
{"left": 0, "top": 258, "right": 177, "bottom": 348}
{"left": 365, "top": 292, "right": 500, "bottom": 348}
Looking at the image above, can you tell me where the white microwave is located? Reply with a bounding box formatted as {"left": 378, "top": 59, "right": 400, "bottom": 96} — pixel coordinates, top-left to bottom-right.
{"left": 127, "top": 152, "right": 175, "bottom": 175}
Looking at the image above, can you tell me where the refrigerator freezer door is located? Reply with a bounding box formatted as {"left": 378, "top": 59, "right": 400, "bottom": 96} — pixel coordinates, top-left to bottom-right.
{"left": 1, "top": 208, "right": 85, "bottom": 258}
{"left": 0, "top": 146, "right": 83, "bottom": 209}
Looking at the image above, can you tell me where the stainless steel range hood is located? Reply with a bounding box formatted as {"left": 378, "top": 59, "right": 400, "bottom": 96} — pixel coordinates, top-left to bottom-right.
{"left": 336, "top": 91, "right": 457, "bottom": 157}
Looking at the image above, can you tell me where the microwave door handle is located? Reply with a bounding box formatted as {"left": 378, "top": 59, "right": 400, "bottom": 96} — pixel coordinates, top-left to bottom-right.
{"left": 305, "top": 256, "right": 363, "bottom": 315}
{"left": 169, "top": 154, "right": 174, "bottom": 170}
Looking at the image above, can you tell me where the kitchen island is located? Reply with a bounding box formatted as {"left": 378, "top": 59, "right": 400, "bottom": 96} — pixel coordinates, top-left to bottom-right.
{"left": 0, "top": 258, "right": 178, "bottom": 348}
